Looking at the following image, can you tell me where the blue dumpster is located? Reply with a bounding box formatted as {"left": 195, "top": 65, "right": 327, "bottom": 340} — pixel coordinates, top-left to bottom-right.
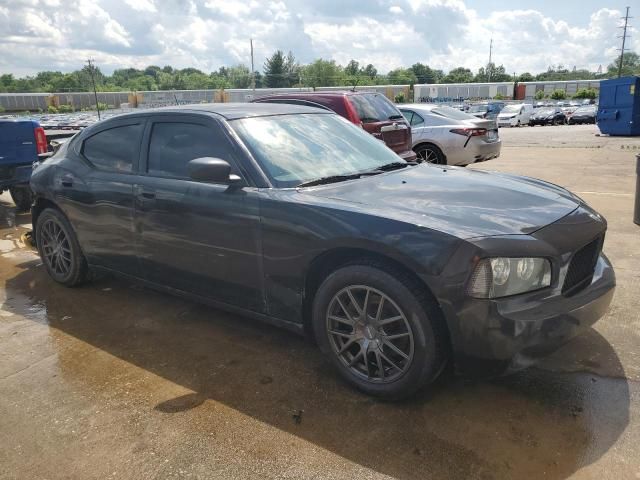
{"left": 597, "top": 76, "right": 640, "bottom": 136}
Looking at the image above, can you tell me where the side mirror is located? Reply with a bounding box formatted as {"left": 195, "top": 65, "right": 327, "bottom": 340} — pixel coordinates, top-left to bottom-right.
{"left": 187, "top": 157, "right": 243, "bottom": 185}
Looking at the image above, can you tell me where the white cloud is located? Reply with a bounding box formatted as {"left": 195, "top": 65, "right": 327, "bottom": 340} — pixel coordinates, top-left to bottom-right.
{"left": 0, "top": 0, "right": 638, "bottom": 78}
{"left": 124, "top": 0, "right": 157, "bottom": 12}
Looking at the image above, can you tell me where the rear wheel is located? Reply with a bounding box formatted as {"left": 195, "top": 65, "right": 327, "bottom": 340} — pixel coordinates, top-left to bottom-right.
{"left": 9, "top": 185, "right": 33, "bottom": 212}
{"left": 312, "top": 264, "right": 447, "bottom": 399}
{"left": 35, "top": 208, "right": 88, "bottom": 287}
{"left": 414, "top": 144, "right": 445, "bottom": 165}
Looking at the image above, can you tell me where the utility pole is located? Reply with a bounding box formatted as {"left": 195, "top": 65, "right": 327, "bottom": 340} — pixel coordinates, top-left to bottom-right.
{"left": 487, "top": 37, "right": 493, "bottom": 82}
{"left": 250, "top": 38, "right": 255, "bottom": 91}
{"left": 86, "top": 58, "right": 101, "bottom": 120}
{"left": 617, "top": 6, "right": 632, "bottom": 78}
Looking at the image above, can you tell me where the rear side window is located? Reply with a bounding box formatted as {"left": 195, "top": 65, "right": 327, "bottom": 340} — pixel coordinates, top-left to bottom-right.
{"left": 147, "top": 122, "right": 236, "bottom": 179}
{"left": 401, "top": 110, "right": 424, "bottom": 126}
{"left": 83, "top": 124, "right": 142, "bottom": 173}
{"left": 348, "top": 94, "right": 403, "bottom": 123}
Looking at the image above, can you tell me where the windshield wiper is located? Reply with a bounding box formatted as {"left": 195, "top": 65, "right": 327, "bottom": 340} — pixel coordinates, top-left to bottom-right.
{"left": 297, "top": 171, "right": 380, "bottom": 188}
{"left": 374, "top": 161, "right": 417, "bottom": 172}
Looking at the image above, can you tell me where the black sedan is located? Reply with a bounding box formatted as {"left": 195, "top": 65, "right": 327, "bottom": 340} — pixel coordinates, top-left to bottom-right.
{"left": 568, "top": 105, "right": 597, "bottom": 125}
{"left": 530, "top": 107, "right": 567, "bottom": 126}
{"left": 29, "top": 104, "right": 615, "bottom": 399}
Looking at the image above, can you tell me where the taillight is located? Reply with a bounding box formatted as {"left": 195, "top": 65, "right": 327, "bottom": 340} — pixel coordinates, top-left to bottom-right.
{"left": 450, "top": 128, "right": 487, "bottom": 137}
{"left": 34, "top": 126, "right": 47, "bottom": 154}
{"left": 344, "top": 97, "right": 361, "bottom": 125}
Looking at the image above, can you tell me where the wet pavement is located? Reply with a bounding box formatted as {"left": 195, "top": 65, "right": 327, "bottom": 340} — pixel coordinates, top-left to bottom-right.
{"left": 1, "top": 126, "right": 639, "bottom": 479}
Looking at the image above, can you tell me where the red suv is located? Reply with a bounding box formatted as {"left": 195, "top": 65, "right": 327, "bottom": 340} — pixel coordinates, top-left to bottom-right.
{"left": 251, "top": 91, "right": 417, "bottom": 161}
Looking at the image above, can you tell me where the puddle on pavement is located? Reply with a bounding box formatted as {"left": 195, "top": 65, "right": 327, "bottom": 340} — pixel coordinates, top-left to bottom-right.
{"left": 0, "top": 201, "right": 633, "bottom": 480}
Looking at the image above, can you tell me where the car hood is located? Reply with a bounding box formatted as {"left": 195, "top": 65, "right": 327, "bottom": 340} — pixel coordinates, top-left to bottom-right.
{"left": 302, "top": 165, "right": 580, "bottom": 239}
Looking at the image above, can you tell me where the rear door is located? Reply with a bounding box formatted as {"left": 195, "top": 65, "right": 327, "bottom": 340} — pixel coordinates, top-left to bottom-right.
{"left": 347, "top": 93, "right": 411, "bottom": 154}
{"left": 400, "top": 109, "right": 430, "bottom": 144}
{"left": 133, "top": 114, "right": 264, "bottom": 312}
{"left": 65, "top": 118, "right": 145, "bottom": 275}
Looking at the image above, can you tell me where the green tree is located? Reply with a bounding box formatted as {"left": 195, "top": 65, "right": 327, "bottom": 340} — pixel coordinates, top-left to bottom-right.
{"left": 534, "top": 90, "right": 546, "bottom": 100}
{"left": 518, "top": 72, "right": 534, "bottom": 82}
{"left": 573, "top": 88, "right": 597, "bottom": 99}
{"left": 550, "top": 89, "right": 566, "bottom": 100}
{"left": 264, "top": 50, "right": 288, "bottom": 87}
{"left": 227, "top": 65, "right": 252, "bottom": 89}
{"left": 409, "top": 63, "right": 441, "bottom": 84}
{"left": 475, "top": 63, "right": 511, "bottom": 82}
{"left": 442, "top": 67, "right": 474, "bottom": 83}
{"left": 607, "top": 52, "right": 640, "bottom": 77}
{"left": 387, "top": 68, "right": 417, "bottom": 85}
{"left": 362, "top": 64, "right": 377, "bottom": 80}
{"left": 344, "top": 60, "right": 360, "bottom": 77}
{"left": 300, "top": 59, "right": 344, "bottom": 87}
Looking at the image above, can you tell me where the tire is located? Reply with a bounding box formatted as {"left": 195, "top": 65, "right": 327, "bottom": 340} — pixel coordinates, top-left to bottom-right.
{"left": 414, "top": 144, "right": 445, "bottom": 165}
{"left": 35, "top": 208, "right": 88, "bottom": 287}
{"left": 312, "top": 263, "right": 447, "bottom": 400}
{"left": 516, "top": 120, "right": 521, "bottom": 127}
{"left": 9, "top": 185, "right": 33, "bottom": 213}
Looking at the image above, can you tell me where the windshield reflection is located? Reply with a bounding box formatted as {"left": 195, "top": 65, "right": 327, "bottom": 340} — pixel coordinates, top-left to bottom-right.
{"left": 231, "top": 114, "right": 404, "bottom": 188}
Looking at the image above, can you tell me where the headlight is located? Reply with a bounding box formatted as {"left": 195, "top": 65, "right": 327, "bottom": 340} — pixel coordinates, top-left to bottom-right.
{"left": 467, "top": 257, "right": 552, "bottom": 298}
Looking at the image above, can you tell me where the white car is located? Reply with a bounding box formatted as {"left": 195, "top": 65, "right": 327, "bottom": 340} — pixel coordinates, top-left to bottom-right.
{"left": 399, "top": 104, "right": 502, "bottom": 166}
{"left": 496, "top": 103, "right": 534, "bottom": 127}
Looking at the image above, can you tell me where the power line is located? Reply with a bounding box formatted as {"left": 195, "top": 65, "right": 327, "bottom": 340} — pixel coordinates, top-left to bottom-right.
{"left": 617, "top": 6, "right": 632, "bottom": 78}
{"left": 86, "top": 58, "right": 101, "bottom": 120}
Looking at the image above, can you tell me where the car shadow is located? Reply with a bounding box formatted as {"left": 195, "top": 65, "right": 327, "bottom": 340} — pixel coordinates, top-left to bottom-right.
{"left": 0, "top": 204, "right": 631, "bottom": 479}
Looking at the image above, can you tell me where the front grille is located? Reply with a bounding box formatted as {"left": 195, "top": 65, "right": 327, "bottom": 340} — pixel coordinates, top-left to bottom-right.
{"left": 562, "top": 235, "right": 604, "bottom": 296}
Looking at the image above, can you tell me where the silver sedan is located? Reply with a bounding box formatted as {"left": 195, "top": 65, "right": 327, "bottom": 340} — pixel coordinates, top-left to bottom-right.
{"left": 399, "top": 104, "right": 502, "bottom": 166}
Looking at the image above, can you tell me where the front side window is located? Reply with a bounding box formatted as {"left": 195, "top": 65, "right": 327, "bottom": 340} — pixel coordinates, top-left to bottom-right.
{"left": 83, "top": 124, "right": 143, "bottom": 173}
{"left": 147, "top": 122, "right": 235, "bottom": 179}
{"left": 231, "top": 113, "right": 404, "bottom": 188}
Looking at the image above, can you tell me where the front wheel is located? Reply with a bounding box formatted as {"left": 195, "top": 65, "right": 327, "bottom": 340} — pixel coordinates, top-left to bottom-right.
{"left": 312, "top": 264, "right": 447, "bottom": 399}
{"left": 9, "top": 185, "right": 33, "bottom": 212}
{"left": 35, "top": 208, "right": 88, "bottom": 287}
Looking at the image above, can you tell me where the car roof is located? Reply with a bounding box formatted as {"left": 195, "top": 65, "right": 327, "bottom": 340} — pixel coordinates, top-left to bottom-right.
{"left": 255, "top": 91, "right": 378, "bottom": 99}
{"left": 113, "top": 102, "right": 332, "bottom": 120}
{"left": 399, "top": 103, "right": 438, "bottom": 111}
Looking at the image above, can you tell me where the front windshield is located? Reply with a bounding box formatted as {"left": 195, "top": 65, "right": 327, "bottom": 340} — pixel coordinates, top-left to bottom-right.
{"left": 231, "top": 113, "right": 404, "bottom": 188}
{"left": 468, "top": 105, "right": 488, "bottom": 113}
{"left": 431, "top": 106, "right": 478, "bottom": 121}
{"left": 501, "top": 105, "right": 522, "bottom": 114}
{"left": 574, "top": 106, "right": 596, "bottom": 114}
{"left": 536, "top": 108, "right": 555, "bottom": 115}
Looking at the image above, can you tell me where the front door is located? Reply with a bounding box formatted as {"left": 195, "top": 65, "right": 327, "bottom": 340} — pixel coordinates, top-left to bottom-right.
{"left": 133, "top": 114, "right": 264, "bottom": 313}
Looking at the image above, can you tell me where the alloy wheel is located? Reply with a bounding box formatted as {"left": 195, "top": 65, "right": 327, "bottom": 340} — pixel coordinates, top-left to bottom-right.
{"left": 40, "top": 218, "right": 72, "bottom": 277}
{"left": 326, "top": 285, "right": 414, "bottom": 383}
{"left": 417, "top": 147, "right": 439, "bottom": 164}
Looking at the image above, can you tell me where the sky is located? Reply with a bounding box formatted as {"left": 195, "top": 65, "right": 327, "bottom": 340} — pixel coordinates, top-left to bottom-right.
{"left": 0, "top": 0, "right": 638, "bottom": 77}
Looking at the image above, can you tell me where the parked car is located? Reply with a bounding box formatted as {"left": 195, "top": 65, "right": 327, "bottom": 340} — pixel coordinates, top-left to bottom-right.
{"left": 568, "top": 105, "right": 597, "bottom": 124}
{"left": 0, "top": 118, "right": 49, "bottom": 211}
{"left": 468, "top": 102, "right": 505, "bottom": 119}
{"left": 251, "top": 91, "right": 416, "bottom": 161}
{"left": 399, "top": 104, "right": 501, "bottom": 165}
{"left": 529, "top": 107, "right": 567, "bottom": 126}
{"left": 30, "top": 103, "right": 615, "bottom": 399}
{"left": 496, "top": 103, "right": 534, "bottom": 127}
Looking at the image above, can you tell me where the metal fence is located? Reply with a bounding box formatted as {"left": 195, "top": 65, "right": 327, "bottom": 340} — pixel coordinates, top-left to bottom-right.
{"left": 0, "top": 80, "right": 606, "bottom": 112}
